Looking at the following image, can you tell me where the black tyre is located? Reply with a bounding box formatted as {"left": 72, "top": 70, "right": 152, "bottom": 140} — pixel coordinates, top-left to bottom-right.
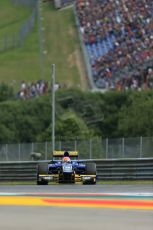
{"left": 83, "top": 162, "right": 97, "bottom": 185}
{"left": 37, "top": 162, "right": 48, "bottom": 185}
{"left": 85, "top": 162, "right": 96, "bottom": 175}
{"left": 38, "top": 162, "right": 48, "bottom": 174}
{"left": 37, "top": 180, "right": 48, "bottom": 185}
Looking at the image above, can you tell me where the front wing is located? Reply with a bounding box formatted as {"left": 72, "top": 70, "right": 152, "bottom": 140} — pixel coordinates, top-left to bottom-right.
{"left": 38, "top": 173, "right": 96, "bottom": 184}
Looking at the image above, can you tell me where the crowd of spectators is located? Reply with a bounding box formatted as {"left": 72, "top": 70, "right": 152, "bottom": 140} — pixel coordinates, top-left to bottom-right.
{"left": 16, "top": 80, "right": 63, "bottom": 100}
{"left": 76, "top": 0, "right": 153, "bottom": 90}
{"left": 17, "top": 80, "right": 49, "bottom": 100}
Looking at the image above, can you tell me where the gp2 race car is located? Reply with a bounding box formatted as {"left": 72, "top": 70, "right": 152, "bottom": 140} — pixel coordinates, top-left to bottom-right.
{"left": 37, "top": 150, "right": 97, "bottom": 185}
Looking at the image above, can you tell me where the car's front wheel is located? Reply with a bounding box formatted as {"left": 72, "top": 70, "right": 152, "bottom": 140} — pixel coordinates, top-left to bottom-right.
{"left": 83, "top": 162, "right": 97, "bottom": 185}
{"left": 37, "top": 162, "right": 48, "bottom": 185}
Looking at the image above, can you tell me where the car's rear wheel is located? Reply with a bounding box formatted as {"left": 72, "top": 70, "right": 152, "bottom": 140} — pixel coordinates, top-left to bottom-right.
{"left": 37, "top": 162, "right": 48, "bottom": 185}
{"left": 83, "top": 162, "right": 97, "bottom": 185}
{"left": 86, "top": 162, "right": 96, "bottom": 174}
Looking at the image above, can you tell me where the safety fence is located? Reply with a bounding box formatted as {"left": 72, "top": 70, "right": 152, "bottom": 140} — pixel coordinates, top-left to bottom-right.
{"left": 0, "top": 158, "right": 153, "bottom": 181}
{"left": 12, "top": 0, "right": 37, "bottom": 7}
{"left": 0, "top": 0, "right": 38, "bottom": 53}
{"left": 73, "top": 4, "right": 96, "bottom": 90}
{"left": 0, "top": 137, "right": 153, "bottom": 162}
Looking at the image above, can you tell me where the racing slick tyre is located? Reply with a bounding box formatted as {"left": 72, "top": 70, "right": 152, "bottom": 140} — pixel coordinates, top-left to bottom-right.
{"left": 83, "top": 162, "right": 97, "bottom": 185}
{"left": 37, "top": 162, "right": 48, "bottom": 185}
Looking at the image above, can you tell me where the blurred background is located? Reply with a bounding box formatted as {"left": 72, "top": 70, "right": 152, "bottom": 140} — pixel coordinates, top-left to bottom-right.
{"left": 0, "top": 0, "right": 153, "bottom": 156}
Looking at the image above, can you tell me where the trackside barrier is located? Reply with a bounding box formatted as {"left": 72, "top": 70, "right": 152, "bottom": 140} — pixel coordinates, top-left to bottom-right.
{"left": 94, "top": 158, "right": 153, "bottom": 180}
{"left": 0, "top": 158, "right": 153, "bottom": 181}
{"left": 0, "top": 162, "right": 37, "bottom": 181}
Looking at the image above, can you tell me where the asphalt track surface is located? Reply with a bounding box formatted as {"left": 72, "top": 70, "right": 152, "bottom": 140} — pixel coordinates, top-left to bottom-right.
{"left": 0, "top": 184, "right": 153, "bottom": 193}
{"left": 0, "top": 184, "right": 153, "bottom": 230}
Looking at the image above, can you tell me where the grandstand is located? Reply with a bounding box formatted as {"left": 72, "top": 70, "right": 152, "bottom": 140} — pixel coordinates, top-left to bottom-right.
{"left": 75, "top": 0, "right": 153, "bottom": 91}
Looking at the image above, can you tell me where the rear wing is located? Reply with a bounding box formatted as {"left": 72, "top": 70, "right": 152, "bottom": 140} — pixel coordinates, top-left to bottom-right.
{"left": 53, "top": 150, "right": 78, "bottom": 157}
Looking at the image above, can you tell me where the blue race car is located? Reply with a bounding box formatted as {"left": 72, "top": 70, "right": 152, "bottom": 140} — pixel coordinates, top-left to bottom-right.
{"left": 37, "top": 150, "right": 96, "bottom": 185}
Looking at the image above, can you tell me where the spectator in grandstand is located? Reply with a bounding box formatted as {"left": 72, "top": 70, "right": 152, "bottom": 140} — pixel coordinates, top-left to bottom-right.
{"left": 76, "top": 0, "right": 153, "bottom": 90}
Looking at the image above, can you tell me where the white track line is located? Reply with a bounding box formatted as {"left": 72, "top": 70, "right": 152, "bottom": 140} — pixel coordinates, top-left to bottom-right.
{"left": 0, "top": 192, "right": 153, "bottom": 197}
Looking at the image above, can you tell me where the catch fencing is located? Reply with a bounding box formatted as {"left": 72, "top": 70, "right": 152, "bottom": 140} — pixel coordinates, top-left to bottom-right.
{"left": 0, "top": 137, "right": 153, "bottom": 162}
{"left": 12, "top": 0, "right": 38, "bottom": 7}
{"left": 0, "top": 0, "right": 38, "bottom": 53}
{"left": 73, "top": 4, "right": 96, "bottom": 90}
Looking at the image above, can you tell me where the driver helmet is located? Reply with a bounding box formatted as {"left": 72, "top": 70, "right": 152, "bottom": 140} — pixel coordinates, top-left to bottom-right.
{"left": 62, "top": 156, "right": 71, "bottom": 162}
{"left": 64, "top": 151, "right": 69, "bottom": 157}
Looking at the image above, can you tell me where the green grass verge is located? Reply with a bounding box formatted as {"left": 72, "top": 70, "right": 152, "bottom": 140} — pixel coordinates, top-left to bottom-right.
{"left": 97, "top": 180, "right": 153, "bottom": 185}
{"left": 0, "top": 0, "right": 31, "bottom": 36}
{"left": 0, "top": 181, "right": 36, "bottom": 185}
{"left": 0, "top": 1, "right": 87, "bottom": 91}
{"left": 43, "top": 3, "right": 84, "bottom": 88}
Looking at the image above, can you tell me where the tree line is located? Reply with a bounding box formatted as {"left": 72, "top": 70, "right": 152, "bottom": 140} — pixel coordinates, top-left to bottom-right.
{"left": 0, "top": 83, "right": 153, "bottom": 144}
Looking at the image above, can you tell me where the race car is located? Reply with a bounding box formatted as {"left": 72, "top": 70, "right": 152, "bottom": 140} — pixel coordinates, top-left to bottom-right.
{"left": 37, "top": 150, "right": 97, "bottom": 185}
